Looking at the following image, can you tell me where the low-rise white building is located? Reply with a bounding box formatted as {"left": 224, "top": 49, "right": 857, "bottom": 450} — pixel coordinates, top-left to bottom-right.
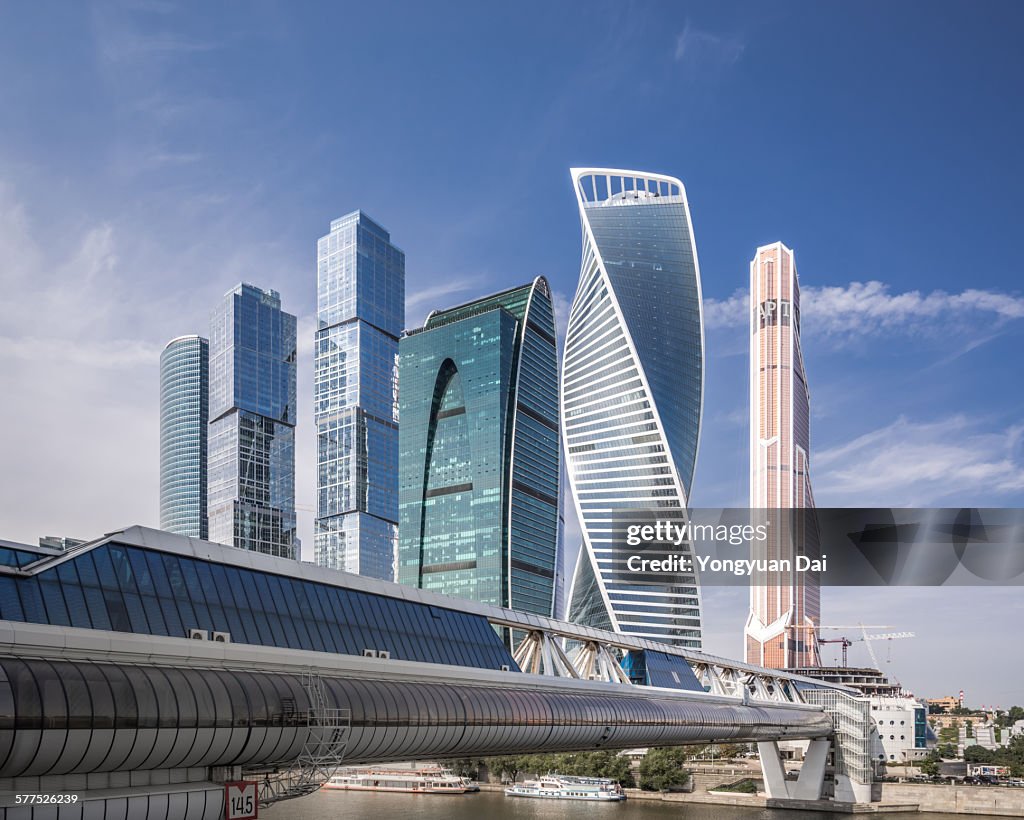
{"left": 871, "top": 695, "right": 931, "bottom": 765}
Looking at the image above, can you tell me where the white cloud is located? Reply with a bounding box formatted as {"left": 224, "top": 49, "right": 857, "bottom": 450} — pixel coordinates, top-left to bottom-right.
{"left": 405, "top": 275, "right": 486, "bottom": 327}
{"left": 0, "top": 181, "right": 308, "bottom": 548}
{"left": 704, "top": 280, "right": 1024, "bottom": 338}
{"left": 674, "top": 21, "right": 745, "bottom": 68}
{"left": 702, "top": 289, "right": 747, "bottom": 330}
{"left": 813, "top": 415, "right": 1024, "bottom": 507}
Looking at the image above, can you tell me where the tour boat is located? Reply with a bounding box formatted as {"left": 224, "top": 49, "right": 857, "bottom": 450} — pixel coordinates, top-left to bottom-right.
{"left": 504, "top": 774, "right": 626, "bottom": 801}
{"left": 324, "top": 766, "right": 472, "bottom": 794}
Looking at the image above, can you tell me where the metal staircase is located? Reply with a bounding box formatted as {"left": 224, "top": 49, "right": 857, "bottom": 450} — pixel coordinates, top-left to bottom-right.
{"left": 257, "top": 670, "right": 351, "bottom": 807}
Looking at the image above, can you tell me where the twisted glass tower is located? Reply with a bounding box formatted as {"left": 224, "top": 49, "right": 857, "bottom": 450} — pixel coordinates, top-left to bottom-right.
{"left": 159, "top": 335, "right": 209, "bottom": 538}
{"left": 563, "top": 168, "right": 704, "bottom": 648}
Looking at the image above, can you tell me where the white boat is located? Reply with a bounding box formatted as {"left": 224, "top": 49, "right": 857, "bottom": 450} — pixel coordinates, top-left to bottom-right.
{"left": 324, "top": 766, "right": 472, "bottom": 794}
{"left": 504, "top": 774, "right": 626, "bottom": 801}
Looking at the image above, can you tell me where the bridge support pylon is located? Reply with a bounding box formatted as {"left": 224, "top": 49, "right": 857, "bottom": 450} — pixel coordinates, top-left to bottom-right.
{"left": 757, "top": 738, "right": 829, "bottom": 801}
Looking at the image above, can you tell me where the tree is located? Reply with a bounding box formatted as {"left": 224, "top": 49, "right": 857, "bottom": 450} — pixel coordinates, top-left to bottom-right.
{"left": 716, "top": 743, "right": 749, "bottom": 761}
{"left": 639, "top": 747, "right": 690, "bottom": 792}
{"left": 442, "top": 758, "right": 481, "bottom": 779}
{"left": 516, "top": 751, "right": 636, "bottom": 787}
{"left": 919, "top": 752, "right": 941, "bottom": 777}
{"left": 963, "top": 745, "right": 994, "bottom": 764}
{"left": 936, "top": 743, "right": 958, "bottom": 759}
{"left": 488, "top": 756, "right": 523, "bottom": 783}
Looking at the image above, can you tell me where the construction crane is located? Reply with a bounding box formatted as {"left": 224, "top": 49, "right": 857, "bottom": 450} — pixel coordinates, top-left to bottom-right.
{"left": 811, "top": 625, "right": 915, "bottom": 667}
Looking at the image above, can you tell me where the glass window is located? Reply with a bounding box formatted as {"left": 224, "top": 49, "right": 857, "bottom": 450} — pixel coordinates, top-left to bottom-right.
{"left": 122, "top": 665, "right": 158, "bottom": 729}
{"left": 0, "top": 577, "right": 25, "bottom": 621}
{"left": 77, "top": 662, "right": 114, "bottom": 730}
{"left": 143, "top": 667, "right": 178, "bottom": 730}
{"left": 9, "top": 659, "right": 42, "bottom": 728}
{"left": 38, "top": 579, "right": 71, "bottom": 626}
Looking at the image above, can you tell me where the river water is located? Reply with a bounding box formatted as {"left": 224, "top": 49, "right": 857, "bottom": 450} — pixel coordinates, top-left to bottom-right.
{"left": 263, "top": 788, "right": 963, "bottom": 820}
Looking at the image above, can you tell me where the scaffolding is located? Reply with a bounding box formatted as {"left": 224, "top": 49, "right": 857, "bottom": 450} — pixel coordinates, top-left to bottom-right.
{"left": 257, "top": 671, "right": 351, "bottom": 807}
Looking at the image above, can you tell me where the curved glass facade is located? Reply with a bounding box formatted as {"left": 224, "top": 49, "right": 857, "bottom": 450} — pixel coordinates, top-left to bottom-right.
{"left": 563, "top": 169, "right": 704, "bottom": 648}
{"left": 159, "top": 336, "right": 209, "bottom": 539}
{"left": 397, "top": 278, "right": 560, "bottom": 616}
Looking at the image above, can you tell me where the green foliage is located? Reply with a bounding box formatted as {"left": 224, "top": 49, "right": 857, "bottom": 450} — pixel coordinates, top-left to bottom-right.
{"left": 714, "top": 779, "right": 758, "bottom": 793}
{"left": 487, "top": 756, "right": 523, "bottom": 782}
{"left": 442, "top": 758, "right": 481, "bottom": 779}
{"left": 995, "top": 706, "right": 1024, "bottom": 728}
{"left": 936, "top": 743, "right": 958, "bottom": 759}
{"left": 919, "top": 752, "right": 941, "bottom": 777}
{"left": 961, "top": 735, "right": 1024, "bottom": 777}
{"left": 964, "top": 745, "right": 994, "bottom": 763}
{"left": 638, "top": 747, "right": 691, "bottom": 792}
{"left": 483, "top": 751, "right": 635, "bottom": 787}
{"left": 715, "top": 743, "right": 749, "bottom": 760}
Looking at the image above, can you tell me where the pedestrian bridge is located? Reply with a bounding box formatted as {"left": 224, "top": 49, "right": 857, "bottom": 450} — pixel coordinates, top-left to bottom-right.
{"left": 0, "top": 526, "right": 871, "bottom": 818}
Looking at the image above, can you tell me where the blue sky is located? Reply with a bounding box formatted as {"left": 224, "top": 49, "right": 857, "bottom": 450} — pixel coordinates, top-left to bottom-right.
{"left": 1, "top": 1, "right": 1022, "bottom": 704}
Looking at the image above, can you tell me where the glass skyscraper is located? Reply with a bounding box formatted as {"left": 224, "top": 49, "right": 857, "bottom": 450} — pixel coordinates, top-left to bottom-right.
{"left": 314, "top": 212, "right": 404, "bottom": 580}
{"left": 159, "top": 335, "right": 209, "bottom": 539}
{"left": 208, "top": 283, "right": 298, "bottom": 559}
{"left": 563, "top": 168, "right": 705, "bottom": 648}
{"left": 397, "top": 278, "right": 559, "bottom": 616}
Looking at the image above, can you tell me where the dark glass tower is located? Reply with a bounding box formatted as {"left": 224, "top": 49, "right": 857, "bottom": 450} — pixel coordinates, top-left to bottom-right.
{"left": 314, "top": 212, "right": 404, "bottom": 580}
{"left": 397, "top": 278, "right": 559, "bottom": 616}
{"left": 159, "top": 335, "right": 209, "bottom": 538}
{"left": 208, "top": 283, "right": 298, "bottom": 558}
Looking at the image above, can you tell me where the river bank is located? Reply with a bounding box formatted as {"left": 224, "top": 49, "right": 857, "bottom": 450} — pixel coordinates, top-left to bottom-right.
{"left": 477, "top": 775, "right": 1024, "bottom": 815}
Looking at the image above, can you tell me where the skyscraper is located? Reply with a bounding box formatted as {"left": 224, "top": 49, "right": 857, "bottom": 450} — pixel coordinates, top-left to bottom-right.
{"left": 314, "top": 212, "right": 404, "bottom": 580}
{"left": 745, "top": 242, "right": 820, "bottom": 668}
{"left": 207, "top": 283, "right": 298, "bottom": 558}
{"left": 397, "top": 278, "right": 559, "bottom": 616}
{"left": 159, "top": 335, "right": 209, "bottom": 538}
{"left": 563, "top": 168, "right": 704, "bottom": 648}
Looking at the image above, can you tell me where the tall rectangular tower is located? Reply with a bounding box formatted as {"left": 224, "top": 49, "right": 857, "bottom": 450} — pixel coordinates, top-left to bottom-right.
{"left": 159, "top": 335, "right": 209, "bottom": 538}
{"left": 208, "top": 283, "right": 298, "bottom": 558}
{"left": 397, "top": 279, "right": 559, "bottom": 616}
{"left": 745, "top": 242, "right": 820, "bottom": 668}
{"left": 314, "top": 212, "right": 404, "bottom": 580}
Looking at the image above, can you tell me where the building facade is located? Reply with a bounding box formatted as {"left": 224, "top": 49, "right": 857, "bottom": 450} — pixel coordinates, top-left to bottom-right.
{"left": 159, "top": 335, "right": 209, "bottom": 538}
{"left": 745, "top": 242, "right": 821, "bottom": 669}
{"left": 397, "top": 278, "right": 559, "bottom": 616}
{"left": 563, "top": 168, "right": 705, "bottom": 648}
{"left": 208, "top": 283, "right": 298, "bottom": 558}
{"left": 872, "top": 696, "right": 930, "bottom": 764}
{"left": 314, "top": 212, "right": 404, "bottom": 579}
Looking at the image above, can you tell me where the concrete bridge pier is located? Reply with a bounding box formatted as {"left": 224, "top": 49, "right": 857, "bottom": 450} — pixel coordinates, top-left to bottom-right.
{"left": 758, "top": 738, "right": 830, "bottom": 801}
